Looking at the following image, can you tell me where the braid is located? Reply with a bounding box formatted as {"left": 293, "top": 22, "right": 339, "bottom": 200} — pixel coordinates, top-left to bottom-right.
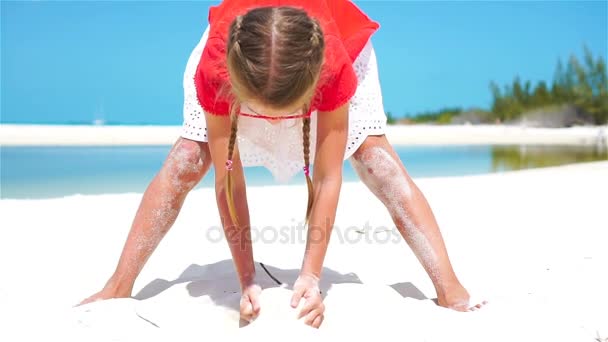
{"left": 310, "top": 19, "right": 322, "bottom": 49}
{"left": 229, "top": 16, "right": 245, "bottom": 62}
{"left": 232, "top": 15, "right": 243, "bottom": 42}
{"left": 302, "top": 116, "right": 314, "bottom": 224}
{"left": 301, "top": 19, "right": 322, "bottom": 225}
{"left": 305, "top": 18, "right": 325, "bottom": 91}
{"left": 225, "top": 109, "right": 240, "bottom": 226}
{"left": 228, "top": 15, "right": 262, "bottom": 91}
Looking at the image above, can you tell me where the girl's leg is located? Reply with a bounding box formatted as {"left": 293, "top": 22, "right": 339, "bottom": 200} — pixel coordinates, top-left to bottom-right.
{"left": 349, "top": 135, "right": 484, "bottom": 311}
{"left": 79, "top": 23, "right": 213, "bottom": 305}
{"left": 79, "top": 137, "right": 212, "bottom": 304}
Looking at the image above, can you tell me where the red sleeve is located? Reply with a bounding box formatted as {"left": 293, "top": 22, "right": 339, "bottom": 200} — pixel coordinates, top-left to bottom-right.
{"left": 314, "top": 36, "right": 358, "bottom": 112}
{"left": 326, "top": 0, "right": 380, "bottom": 62}
{"left": 194, "top": 37, "right": 232, "bottom": 116}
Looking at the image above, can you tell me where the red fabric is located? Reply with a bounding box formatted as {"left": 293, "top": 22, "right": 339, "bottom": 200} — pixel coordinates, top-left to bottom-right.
{"left": 194, "top": 0, "right": 380, "bottom": 115}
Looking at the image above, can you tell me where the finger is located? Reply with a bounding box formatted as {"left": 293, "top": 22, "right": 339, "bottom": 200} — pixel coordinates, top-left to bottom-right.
{"left": 311, "top": 314, "right": 324, "bottom": 329}
{"left": 303, "top": 308, "right": 322, "bottom": 326}
{"left": 290, "top": 288, "right": 305, "bottom": 308}
{"left": 297, "top": 302, "right": 311, "bottom": 320}
{"left": 240, "top": 296, "right": 254, "bottom": 320}
{"left": 297, "top": 297, "right": 321, "bottom": 319}
{"left": 250, "top": 294, "right": 261, "bottom": 315}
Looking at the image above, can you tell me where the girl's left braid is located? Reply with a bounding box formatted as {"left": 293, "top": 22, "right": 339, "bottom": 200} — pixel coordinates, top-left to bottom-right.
{"left": 302, "top": 116, "right": 314, "bottom": 224}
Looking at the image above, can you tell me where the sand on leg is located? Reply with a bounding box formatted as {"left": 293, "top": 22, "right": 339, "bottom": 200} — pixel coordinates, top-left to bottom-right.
{"left": 79, "top": 137, "right": 212, "bottom": 305}
{"left": 349, "top": 135, "right": 486, "bottom": 311}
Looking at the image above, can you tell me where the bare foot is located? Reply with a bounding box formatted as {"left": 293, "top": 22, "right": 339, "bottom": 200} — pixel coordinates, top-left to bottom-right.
{"left": 77, "top": 279, "right": 133, "bottom": 307}
{"left": 437, "top": 285, "right": 487, "bottom": 312}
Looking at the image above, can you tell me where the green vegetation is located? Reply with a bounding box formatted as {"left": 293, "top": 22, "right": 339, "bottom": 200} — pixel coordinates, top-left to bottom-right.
{"left": 491, "top": 145, "right": 607, "bottom": 171}
{"left": 386, "top": 111, "right": 397, "bottom": 125}
{"left": 400, "top": 46, "right": 607, "bottom": 125}
{"left": 408, "top": 107, "right": 461, "bottom": 124}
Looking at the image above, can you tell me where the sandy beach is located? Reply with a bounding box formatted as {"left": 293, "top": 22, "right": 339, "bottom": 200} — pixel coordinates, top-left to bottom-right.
{"left": 1, "top": 160, "right": 606, "bottom": 341}
{"left": 1, "top": 123, "right": 607, "bottom": 146}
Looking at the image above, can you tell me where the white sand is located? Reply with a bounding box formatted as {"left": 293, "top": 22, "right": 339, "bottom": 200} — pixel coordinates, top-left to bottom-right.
{"left": 1, "top": 123, "right": 607, "bottom": 146}
{"left": 1, "top": 161, "right": 607, "bottom": 341}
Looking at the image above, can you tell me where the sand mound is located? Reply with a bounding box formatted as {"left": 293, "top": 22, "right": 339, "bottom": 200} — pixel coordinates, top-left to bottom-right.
{"left": 66, "top": 282, "right": 588, "bottom": 342}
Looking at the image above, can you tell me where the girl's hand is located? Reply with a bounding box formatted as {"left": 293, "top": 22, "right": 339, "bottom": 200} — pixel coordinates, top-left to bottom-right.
{"left": 290, "top": 273, "right": 325, "bottom": 328}
{"left": 240, "top": 283, "right": 262, "bottom": 322}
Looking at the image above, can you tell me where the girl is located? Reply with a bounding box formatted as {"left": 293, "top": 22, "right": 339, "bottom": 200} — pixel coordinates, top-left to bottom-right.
{"left": 81, "top": 0, "right": 485, "bottom": 328}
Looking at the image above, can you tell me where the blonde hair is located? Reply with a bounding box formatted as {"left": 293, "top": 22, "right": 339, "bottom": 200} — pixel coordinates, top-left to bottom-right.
{"left": 224, "top": 6, "right": 324, "bottom": 226}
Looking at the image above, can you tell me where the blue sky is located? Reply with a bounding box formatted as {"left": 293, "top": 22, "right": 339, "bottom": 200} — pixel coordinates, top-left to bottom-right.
{"left": 1, "top": 0, "right": 606, "bottom": 124}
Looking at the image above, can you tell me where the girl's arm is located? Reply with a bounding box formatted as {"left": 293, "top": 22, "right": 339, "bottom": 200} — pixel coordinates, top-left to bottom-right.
{"left": 205, "top": 112, "right": 256, "bottom": 289}
{"left": 300, "top": 103, "right": 349, "bottom": 278}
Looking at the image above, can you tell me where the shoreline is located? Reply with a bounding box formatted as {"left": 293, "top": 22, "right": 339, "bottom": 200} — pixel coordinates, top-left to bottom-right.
{"left": 1, "top": 123, "right": 607, "bottom": 146}
{"left": 1, "top": 160, "right": 605, "bottom": 201}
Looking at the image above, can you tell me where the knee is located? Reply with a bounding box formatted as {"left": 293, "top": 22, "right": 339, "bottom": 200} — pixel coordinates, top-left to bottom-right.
{"left": 351, "top": 140, "right": 400, "bottom": 181}
{"left": 165, "top": 138, "right": 209, "bottom": 187}
{"left": 351, "top": 140, "right": 416, "bottom": 203}
{"left": 351, "top": 139, "right": 381, "bottom": 177}
{"left": 351, "top": 137, "right": 375, "bottom": 163}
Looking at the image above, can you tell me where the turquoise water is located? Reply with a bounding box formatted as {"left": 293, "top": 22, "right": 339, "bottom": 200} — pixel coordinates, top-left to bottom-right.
{"left": 1, "top": 145, "right": 606, "bottom": 199}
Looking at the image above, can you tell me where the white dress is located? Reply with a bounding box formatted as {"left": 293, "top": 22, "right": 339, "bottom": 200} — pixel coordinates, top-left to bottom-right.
{"left": 181, "top": 26, "right": 387, "bottom": 183}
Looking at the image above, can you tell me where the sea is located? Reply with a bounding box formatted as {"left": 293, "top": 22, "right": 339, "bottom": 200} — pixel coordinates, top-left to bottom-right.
{"left": 1, "top": 144, "right": 606, "bottom": 199}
